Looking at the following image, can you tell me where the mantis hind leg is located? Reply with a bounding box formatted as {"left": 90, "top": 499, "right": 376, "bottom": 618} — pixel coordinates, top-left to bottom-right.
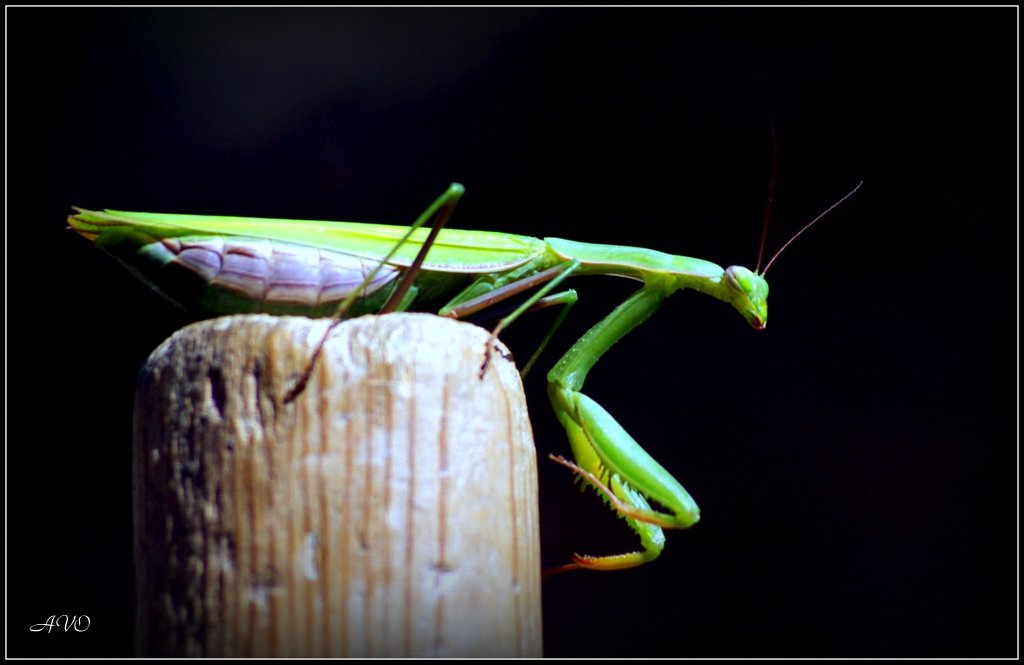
{"left": 377, "top": 183, "right": 465, "bottom": 314}
{"left": 284, "top": 183, "right": 465, "bottom": 403}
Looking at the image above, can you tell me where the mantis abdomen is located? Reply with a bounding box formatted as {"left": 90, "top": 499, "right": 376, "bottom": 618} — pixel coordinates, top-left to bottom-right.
{"left": 86, "top": 224, "right": 481, "bottom": 317}
{"left": 96, "top": 226, "right": 403, "bottom": 316}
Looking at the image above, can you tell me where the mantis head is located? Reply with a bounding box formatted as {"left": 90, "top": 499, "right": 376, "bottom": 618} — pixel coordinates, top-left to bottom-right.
{"left": 735, "top": 175, "right": 862, "bottom": 331}
{"left": 723, "top": 266, "right": 768, "bottom": 330}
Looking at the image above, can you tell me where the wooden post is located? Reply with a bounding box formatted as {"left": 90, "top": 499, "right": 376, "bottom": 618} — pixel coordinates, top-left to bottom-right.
{"left": 133, "top": 314, "right": 542, "bottom": 657}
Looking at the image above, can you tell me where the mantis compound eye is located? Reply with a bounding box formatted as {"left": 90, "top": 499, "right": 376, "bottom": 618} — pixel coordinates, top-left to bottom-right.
{"left": 724, "top": 266, "right": 754, "bottom": 293}
{"left": 723, "top": 266, "right": 768, "bottom": 330}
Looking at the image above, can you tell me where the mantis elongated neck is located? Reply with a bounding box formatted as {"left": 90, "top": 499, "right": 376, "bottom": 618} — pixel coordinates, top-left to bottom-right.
{"left": 544, "top": 237, "right": 768, "bottom": 335}
{"left": 544, "top": 237, "right": 733, "bottom": 300}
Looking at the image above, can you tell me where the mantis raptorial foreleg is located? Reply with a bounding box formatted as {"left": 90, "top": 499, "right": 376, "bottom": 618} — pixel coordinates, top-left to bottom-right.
{"left": 547, "top": 285, "right": 700, "bottom": 571}
{"left": 543, "top": 452, "right": 665, "bottom": 575}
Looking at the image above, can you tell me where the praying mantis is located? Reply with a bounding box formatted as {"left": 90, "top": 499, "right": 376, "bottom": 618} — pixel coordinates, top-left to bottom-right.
{"left": 69, "top": 177, "right": 859, "bottom": 573}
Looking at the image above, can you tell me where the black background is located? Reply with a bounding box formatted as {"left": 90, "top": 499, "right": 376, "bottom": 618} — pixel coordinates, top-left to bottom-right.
{"left": 7, "top": 8, "right": 1015, "bottom": 658}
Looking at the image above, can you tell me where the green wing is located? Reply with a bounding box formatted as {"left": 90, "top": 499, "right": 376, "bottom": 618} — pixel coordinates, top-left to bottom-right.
{"left": 69, "top": 208, "right": 546, "bottom": 274}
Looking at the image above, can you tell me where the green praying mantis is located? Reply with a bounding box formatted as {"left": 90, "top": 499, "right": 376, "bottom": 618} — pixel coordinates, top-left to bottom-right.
{"left": 69, "top": 176, "right": 860, "bottom": 573}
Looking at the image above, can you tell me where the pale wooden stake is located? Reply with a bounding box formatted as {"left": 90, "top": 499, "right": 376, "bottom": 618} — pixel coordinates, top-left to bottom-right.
{"left": 133, "top": 314, "right": 542, "bottom": 657}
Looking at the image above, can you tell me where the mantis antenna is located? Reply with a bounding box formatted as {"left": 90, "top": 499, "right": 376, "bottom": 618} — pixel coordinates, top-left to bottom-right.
{"left": 761, "top": 180, "right": 863, "bottom": 276}
{"left": 754, "top": 120, "right": 779, "bottom": 274}
{"left": 753, "top": 121, "right": 864, "bottom": 274}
